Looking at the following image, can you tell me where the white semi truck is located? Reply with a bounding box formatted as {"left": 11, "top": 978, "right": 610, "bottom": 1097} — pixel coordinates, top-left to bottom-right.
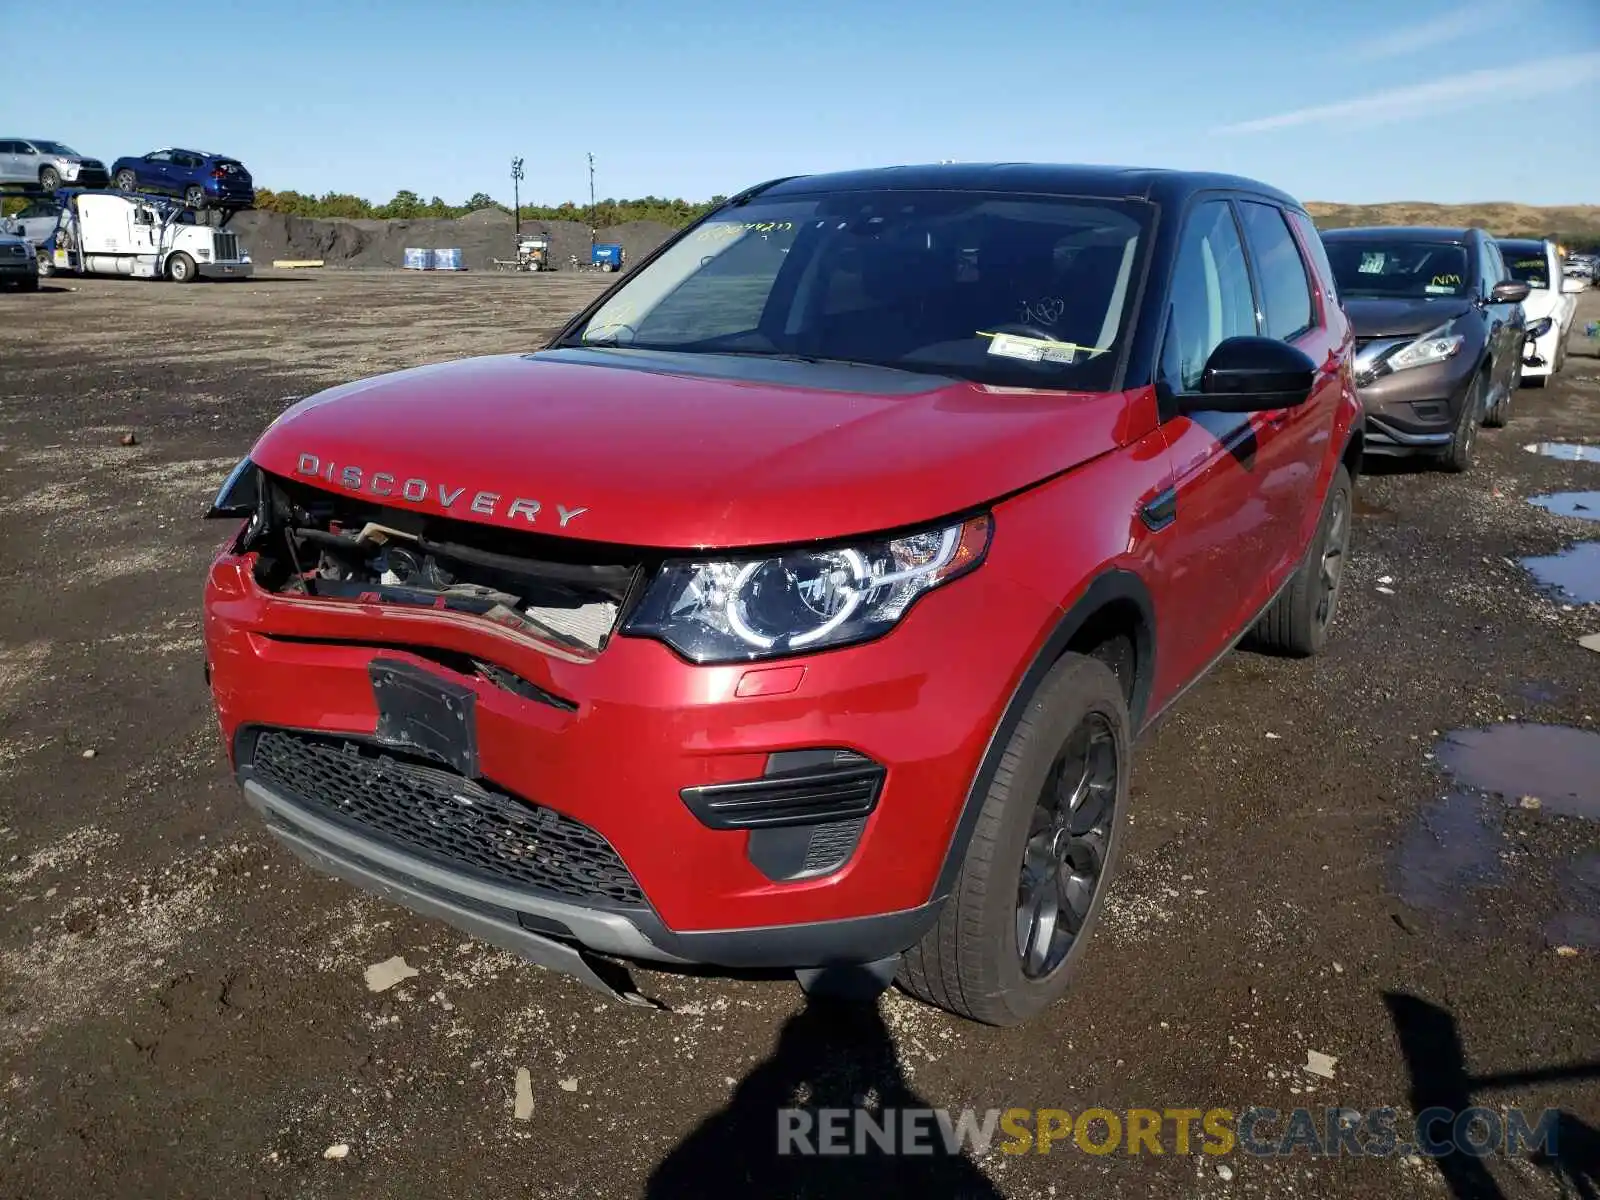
{"left": 45, "top": 190, "right": 252, "bottom": 282}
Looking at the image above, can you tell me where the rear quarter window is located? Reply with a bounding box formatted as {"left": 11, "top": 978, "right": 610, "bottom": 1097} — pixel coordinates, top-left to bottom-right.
{"left": 1286, "top": 210, "right": 1338, "bottom": 309}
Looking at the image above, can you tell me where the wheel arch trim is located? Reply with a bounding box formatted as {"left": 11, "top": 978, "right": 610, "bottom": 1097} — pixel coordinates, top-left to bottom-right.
{"left": 927, "top": 567, "right": 1156, "bottom": 902}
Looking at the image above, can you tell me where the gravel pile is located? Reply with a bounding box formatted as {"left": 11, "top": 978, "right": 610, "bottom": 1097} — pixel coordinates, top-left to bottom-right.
{"left": 228, "top": 208, "right": 677, "bottom": 272}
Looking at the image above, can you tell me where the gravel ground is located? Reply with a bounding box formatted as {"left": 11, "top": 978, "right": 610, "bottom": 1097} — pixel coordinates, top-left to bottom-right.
{"left": 0, "top": 272, "right": 1597, "bottom": 1199}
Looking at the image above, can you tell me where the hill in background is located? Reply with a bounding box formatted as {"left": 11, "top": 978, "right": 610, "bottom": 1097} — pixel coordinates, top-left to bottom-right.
{"left": 224, "top": 193, "right": 1600, "bottom": 270}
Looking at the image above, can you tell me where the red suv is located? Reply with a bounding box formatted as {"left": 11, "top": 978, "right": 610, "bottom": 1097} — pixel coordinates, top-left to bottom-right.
{"left": 203, "top": 164, "right": 1360, "bottom": 1026}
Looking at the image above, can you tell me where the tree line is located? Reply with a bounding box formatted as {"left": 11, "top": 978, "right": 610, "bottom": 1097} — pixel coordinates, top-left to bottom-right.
{"left": 252, "top": 188, "right": 725, "bottom": 228}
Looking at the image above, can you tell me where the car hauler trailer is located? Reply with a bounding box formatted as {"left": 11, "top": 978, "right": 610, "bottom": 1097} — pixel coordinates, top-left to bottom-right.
{"left": 47, "top": 188, "right": 252, "bottom": 281}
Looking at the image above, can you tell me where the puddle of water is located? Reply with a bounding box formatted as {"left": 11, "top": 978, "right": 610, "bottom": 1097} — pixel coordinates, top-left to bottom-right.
{"left": 1392, "top": 790, "right": 1503, "bottom": 914}
{"left": 1434, "top": 722, "right": 1600, "bottom": 819}
{"left": 1524, "top": 442, "right": 1600, "bottom": 462}
{"left": 1545, "top": 855, "right": 1600, "bottom": 952}
{"left": 1520, "top": 542, "right": 1600, "bottom": 604}
{"left": 1529, "top": 491, "right": 1600, "bottom": 521}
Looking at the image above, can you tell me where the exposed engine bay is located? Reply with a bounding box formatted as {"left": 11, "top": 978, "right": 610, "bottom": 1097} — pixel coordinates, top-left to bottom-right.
{"left": 233, "top": 470, "right": 640, "bottom": 653}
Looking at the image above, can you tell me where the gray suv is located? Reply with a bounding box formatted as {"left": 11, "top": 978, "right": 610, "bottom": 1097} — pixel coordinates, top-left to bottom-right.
{"left": 0, "top": 139, "right": 109, "bottom": 191}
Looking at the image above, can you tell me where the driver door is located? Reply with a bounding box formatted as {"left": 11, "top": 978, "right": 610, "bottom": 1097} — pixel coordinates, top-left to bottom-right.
{"left": 1150, "top": 197, "right": 1282, "bottom": 696}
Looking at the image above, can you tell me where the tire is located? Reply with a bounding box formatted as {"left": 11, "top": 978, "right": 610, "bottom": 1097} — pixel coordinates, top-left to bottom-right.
{"left": 115, "top": 169, "right": 137, "bottom": 192}
{"left": 1435, "top": 372, "right": 1483, "bottom": 473}
{"left": 898, "top": 653, "right": 1131, "bottom": 1026}
{"left": 1251, "top": 463, "right": 1352, "bottom": 658}
{"left": 36, "top": 250, "right": 53, "bottom": 278}
{"left": 184, "top": 186, "right": 206, "bottom": 210}
{"left": 166, "top": 252, "right": 196, "bottom": 283}
{"left": 1484, "top": 362, "right": 1515, "bottom": 428}
{"left": 39, "top": 166, "right": 60, "bottom": 191}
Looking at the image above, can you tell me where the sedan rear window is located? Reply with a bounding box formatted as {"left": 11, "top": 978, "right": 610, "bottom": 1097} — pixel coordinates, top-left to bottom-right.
{"left": 1323, "top": 239, "right": 1471, "bottom": 299}
{"left": 564, "top": 190, "right": 1154, "bottom": 392}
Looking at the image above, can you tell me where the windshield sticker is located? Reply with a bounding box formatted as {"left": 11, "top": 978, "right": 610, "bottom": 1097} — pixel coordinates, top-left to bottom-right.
{"left": 1358, "top": 252, "right": 1386, "bottom": 273}
{"left": 980, "top": 331, "right": 1082, "bottom": 365}
{"left": 1430, "top": 274, "right": 1462, "bottom": 288}
{"left": 1424, "top": 284, "right": 1455, "bottom": 295}
{"left": 1515, "top": 258, "right": 1544, "bottom": 269}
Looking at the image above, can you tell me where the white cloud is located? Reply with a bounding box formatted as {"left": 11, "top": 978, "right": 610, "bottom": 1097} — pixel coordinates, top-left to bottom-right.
{"left": 1212, "top": 51, "right": 1600, "bottom": 135}
{"left": 1351, "top": 1, "right": 1511, "bottom": 59}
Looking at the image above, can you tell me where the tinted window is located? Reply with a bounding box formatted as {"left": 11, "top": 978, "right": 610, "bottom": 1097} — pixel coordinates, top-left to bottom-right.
{"left": 1323, "top": 239, "right": 1471, "bottom": 299}
{"left": 570, "top": 191, "right": 1154, "bottom": 392}
{"left": 147, "top": 151, "right": 171, "bottom": 162}
{"left": 31, "top": 141, "right": 75, "bottom": 155}
{"left": 1237, "top": 202, "right": 1313, "bottom": 339}
{"left": 1160, "top": 200, "right": 1257, "bottom": 392}
{"left": 1480, "top": 241, "right": 1504, "bottom": 293}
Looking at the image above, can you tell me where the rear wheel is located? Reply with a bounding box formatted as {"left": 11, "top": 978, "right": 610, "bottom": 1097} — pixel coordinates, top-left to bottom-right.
{"left": 1435, "top": 373, "right": 1483, "bottom": 473}
{"left": 114, "top": 169, "right": 137, "bottom": 192}
{"left": 36, "top": 250, "right": 53, "bottom": 278}
{"left": 166, "top": 252, "right": 196, "bottom": 283}
{"left": 898, "top": 653, "right": 1130, "bottom": 1026}
{"left": 1252, "top": 463, "right": 1352, "bottom": 657}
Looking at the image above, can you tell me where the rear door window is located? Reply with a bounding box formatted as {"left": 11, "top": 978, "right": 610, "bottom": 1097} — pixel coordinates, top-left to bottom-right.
{"left": 1237, "top": 201, "right": 1314, "bottom": 340}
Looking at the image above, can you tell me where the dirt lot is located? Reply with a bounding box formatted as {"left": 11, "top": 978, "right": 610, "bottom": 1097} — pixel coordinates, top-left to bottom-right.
{"left": 1, "top": 271, "right": 1598, "bottom": 1200}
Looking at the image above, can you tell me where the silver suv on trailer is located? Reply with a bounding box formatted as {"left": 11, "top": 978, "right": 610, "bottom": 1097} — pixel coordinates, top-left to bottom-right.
{"left": 0, "top": 139, "right": 109, "bottom": 191}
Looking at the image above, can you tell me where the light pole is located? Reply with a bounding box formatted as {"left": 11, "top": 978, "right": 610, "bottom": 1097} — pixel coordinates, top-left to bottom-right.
{"left": 587, "top": 152, "right": 596, "bottom": 248}
{"left": 511, "top": 156, "right": 524, "bottom": 234}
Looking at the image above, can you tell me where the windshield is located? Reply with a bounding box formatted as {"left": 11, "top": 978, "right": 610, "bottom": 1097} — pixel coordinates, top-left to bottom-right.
{"left": 1501, "top": 245, "right": 1549, "bottom": 289}
{"left": 31, "top": 141, "right": 76, "bottom": 156}
{"left": 561, "top": 190, "right": 1154, "bottom": 391}
{"left": 1322, "top": 239, "right": 1471, "bottom": 300}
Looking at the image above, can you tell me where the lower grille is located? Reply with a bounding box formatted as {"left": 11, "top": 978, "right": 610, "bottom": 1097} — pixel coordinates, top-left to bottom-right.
{"left": 247, "top": 728, "right": 644, "bottom": 905}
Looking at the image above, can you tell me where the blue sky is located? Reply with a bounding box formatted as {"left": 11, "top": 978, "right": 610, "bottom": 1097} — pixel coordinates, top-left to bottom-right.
{"left": 8, "top": 0, "right": 1600, "bottom": 207}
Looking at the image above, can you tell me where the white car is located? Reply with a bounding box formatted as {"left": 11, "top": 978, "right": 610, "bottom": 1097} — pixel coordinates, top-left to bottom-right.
{"left": 1497, "top": 237, "right": 1582, "bottom": 386}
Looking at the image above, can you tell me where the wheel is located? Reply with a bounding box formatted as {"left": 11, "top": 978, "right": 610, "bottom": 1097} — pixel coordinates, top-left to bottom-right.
{"left": 184, "top": 185, "right": 206, "bottom": 209}
{"left": 1435, "top": 372, "right": 1483, "bottom": 473}
{"left": 898, "top": 653, "right": 1130, "bottom": 1026}
{"left": 39, "top": 166, "right": 60, "bottom": 191}
{"left": 114, "top": 169, "right": 137, "bottom": 192}
{"left": 36, "top": 250, "right": 53, "bottom": 278}
{"left": 1484, "top": 363, "right": 1515, "bottom": 427}
{"left": 166, "top": 252, "right": 196, "bottom": 283}
{"left": 1251, "top": 463, "right": 1352, "bottom": 657}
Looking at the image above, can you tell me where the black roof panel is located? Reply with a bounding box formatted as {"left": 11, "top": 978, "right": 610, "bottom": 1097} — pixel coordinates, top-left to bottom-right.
{"left": 753, "top": 162, "right": 1304, "bottom": 210}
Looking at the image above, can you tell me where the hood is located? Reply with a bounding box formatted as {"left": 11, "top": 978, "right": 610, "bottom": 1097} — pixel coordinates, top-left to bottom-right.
{"left": 250, "top": 349, "right": 1141, "bottom": 549}
{"left": 1520, "top": 287, "right": 1564, "bottom": 321}
{"left": 1343, "top": 297, "right": 1472, "bottom": 339}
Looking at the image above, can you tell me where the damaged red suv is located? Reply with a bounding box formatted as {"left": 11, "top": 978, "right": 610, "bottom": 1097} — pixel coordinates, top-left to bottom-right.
{"left": 203, "top": 164, "right": 1359, "bottom": 1026}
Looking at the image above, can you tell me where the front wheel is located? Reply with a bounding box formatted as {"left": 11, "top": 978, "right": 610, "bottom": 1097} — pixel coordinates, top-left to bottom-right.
{"left": 166, "top": 252, "right": 196, "bottom": 283}
{"left": 1484, "top": 364, "right": 1515, "bottom": 428}
{"left": 114, "top": 169, "right": 137, "bottom": 192}
{"left": 39, "top": 166, "right": 60, "bottom": 191}
{"left": 898, "top": 653, "right": 1130, "bottom": 1026}
{"left": 1435, "top": 373, "right": 1483, "bottom": 473}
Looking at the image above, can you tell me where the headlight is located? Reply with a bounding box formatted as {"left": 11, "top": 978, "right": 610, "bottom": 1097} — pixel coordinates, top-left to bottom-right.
{"left": 624, "top": 515, "right": 993, "bottom": 663}
{"left": 206, "top": 456, "right": 259, "bottom": 519}
{"left": 1385, "top": 324, "right": 1464, "bottom": 372}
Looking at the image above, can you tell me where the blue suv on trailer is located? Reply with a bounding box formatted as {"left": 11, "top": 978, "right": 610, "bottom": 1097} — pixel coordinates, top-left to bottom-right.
{"left": 110, "top": 148, "right": 255, "bottom": 211}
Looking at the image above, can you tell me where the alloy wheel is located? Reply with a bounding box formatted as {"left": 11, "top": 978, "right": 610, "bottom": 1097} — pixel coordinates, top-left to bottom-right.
{"left": 1016, "top": 713, "right": 1118, "bottom": 979}
{"left": 1316, "top": 487, "right": 1349, "bottom": 629}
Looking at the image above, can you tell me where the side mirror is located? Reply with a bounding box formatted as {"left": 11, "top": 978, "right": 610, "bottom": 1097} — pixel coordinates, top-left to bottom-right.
{"left": 1525, "top": 316, "right": 1554, "bottom": 340}
{"left": 1489, "top": 280, "right": 1531, "bottom": 304}
{"left": 1563, "top": 276, "right": 1586, "bottom": 294}
{"left": 1178, "top": 336, "right": 1318, "bottom": 414}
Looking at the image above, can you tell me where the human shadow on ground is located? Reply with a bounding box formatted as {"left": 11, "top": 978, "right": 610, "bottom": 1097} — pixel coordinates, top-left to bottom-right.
{"left": 1385, "top": 990, "right": 1600, "bottom": 1200}
{"left": 645, "top": 994, "right": 1002, "bottom": 1199}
